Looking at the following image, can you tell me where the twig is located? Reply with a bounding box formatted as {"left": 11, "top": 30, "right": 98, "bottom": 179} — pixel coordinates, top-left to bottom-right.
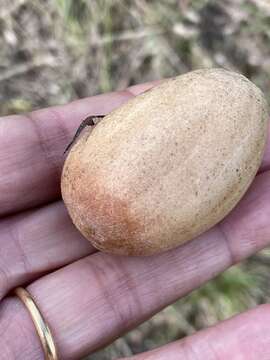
{"left": 90, "top": 27, "right": 166, "bottom": 46}
{"left": 0, "top": 55, "right": 58, "bottom": 82}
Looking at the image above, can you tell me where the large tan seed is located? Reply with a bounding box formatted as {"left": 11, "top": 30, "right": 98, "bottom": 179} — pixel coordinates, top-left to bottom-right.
{"left": 61, "top": 69, "right": 269, "bottom": 256}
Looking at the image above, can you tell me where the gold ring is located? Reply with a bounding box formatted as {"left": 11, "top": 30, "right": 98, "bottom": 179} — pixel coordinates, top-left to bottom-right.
{"left": 14, "top": 287, "right": 58, "bottom": 360}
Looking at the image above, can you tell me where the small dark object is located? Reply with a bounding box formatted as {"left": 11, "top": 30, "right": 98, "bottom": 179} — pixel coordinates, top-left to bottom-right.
{"left": 64, "top": 115, "right": 105, "bottom": 154}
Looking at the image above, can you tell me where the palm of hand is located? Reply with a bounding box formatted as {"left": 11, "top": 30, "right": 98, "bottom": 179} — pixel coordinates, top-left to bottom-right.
{"left": 0, "top": 82, "right": 270, "bottom": 360}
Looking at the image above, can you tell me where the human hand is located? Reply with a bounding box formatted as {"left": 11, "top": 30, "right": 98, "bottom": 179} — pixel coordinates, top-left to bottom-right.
{"left": 0, "top": 81, "right": 269, "bottom": 360}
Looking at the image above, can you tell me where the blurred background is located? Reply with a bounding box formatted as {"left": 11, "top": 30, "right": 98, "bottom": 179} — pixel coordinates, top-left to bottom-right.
{"left": 1, "top": 0, "right": 270, "bottom": 359}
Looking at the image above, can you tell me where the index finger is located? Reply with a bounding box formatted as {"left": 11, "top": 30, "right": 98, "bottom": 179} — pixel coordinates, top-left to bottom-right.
{"left": 0, "top": 80, "right": 268, "bottom": 217}
{"left": 0, "top": 82, "right": 159, "bottom": 217}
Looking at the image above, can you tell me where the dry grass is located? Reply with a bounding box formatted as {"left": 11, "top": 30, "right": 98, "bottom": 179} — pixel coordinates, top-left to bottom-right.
{"left": 1, "top": 0, "right": 270, "bottom": 115}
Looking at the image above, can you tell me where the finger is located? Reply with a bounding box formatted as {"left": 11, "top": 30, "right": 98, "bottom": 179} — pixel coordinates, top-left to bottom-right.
{"left": 0, "top": 81, "right": 269, "bottom": 218}
{"left": 127, "top": 305, "right": 270, "bottom": 360}
{"left": 1, "top": 171, "right": 269, "bottom": 360}
{"left": 0, "top": 82, "right": 158, "bottom": 217}
{"left": 0, "top": 201, "right": 95, "bottom": 301}
{"left": 0, "top": 296, "right": 43, "bottom": 359}
{"left": 127, "top": 79, "right": 164, "bottom": 95}
{"left": 0, "top": 91, "right": 131, "bottom": 217}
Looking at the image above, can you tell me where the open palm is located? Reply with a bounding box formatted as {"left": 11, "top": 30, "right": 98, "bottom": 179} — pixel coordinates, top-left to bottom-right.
{"left": 0, "top": 81, "right": 270, "bottom": 360}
